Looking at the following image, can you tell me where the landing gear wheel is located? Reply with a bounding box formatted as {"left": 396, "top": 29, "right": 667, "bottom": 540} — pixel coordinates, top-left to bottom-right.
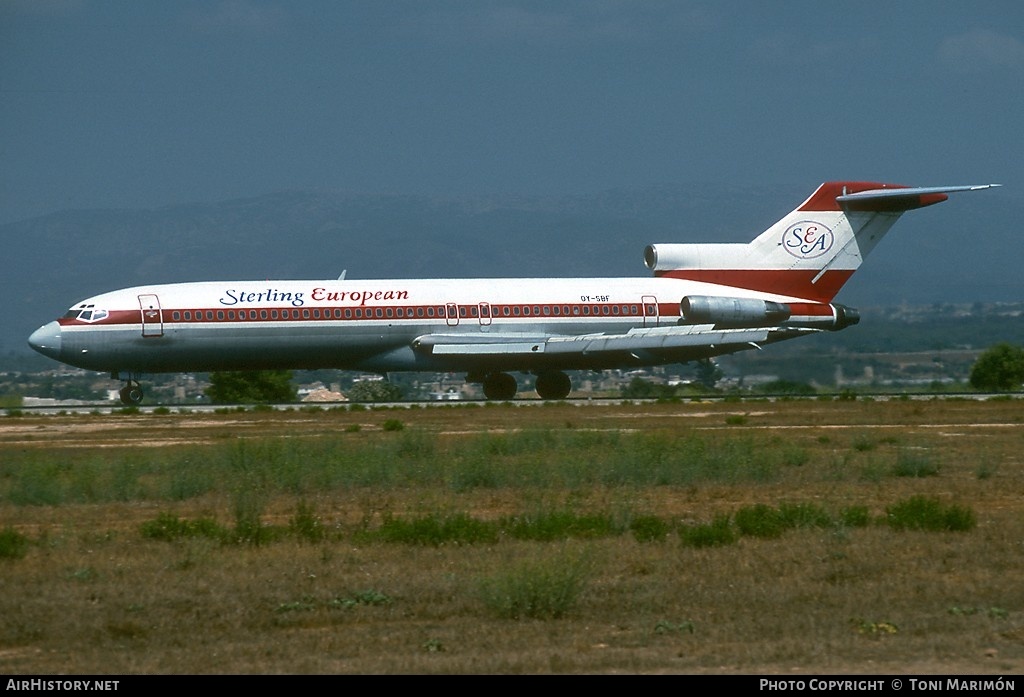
{"left": 119, "top": 382, "right": 144, "bottom": 406}
{"left": 535, "top": 371, "right": 571, "bottom": 400}
{"left": 482, "top": 372, "right": 517, "bottom": 400}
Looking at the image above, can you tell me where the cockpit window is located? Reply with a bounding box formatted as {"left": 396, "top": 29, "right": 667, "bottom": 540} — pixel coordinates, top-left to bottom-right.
{"left": 64, "top": 304, "right": 108, "bottom": 323}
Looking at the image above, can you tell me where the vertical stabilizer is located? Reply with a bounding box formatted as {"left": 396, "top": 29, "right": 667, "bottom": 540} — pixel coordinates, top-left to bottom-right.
{"left": 644, "top": 182, "right": 998, "bottom": 302}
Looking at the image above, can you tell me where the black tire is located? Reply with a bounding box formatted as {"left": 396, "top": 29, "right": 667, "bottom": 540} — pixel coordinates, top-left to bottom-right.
{"left": 535, "top": 371, "right": 571, "bottom": 399}
{"left": 482, "top": 372, "right": 517, "bottom": 400}
{"left": 119, "top": 384, "right": 144, "bottom": 405}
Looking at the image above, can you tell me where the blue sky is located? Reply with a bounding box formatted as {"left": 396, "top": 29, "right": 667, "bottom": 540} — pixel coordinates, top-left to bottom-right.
{"left": 2, "top": 0, "right": 1021, "bottom": 223}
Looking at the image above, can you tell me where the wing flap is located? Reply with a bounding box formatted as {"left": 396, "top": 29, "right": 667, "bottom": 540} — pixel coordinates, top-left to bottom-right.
{"left": 414, "top": 325, "right": 778, "bottom": 359}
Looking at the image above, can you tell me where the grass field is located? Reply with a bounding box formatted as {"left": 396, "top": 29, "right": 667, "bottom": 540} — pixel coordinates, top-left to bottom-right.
{"left": 1, "top": 398, "right": 1022, "bottom": 674}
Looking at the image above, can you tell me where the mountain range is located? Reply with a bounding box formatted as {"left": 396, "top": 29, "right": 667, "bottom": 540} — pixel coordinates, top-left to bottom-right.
{"left": 4, "top": 182, "right": 1019, "bottom": 355}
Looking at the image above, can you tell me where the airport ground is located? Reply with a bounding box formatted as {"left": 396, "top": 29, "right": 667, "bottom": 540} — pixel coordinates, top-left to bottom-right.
{"left": 0, "top": 398, "right": 1022, "bottom": 674}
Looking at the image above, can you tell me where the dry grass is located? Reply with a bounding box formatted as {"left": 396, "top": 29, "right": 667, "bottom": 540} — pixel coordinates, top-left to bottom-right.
{"left": 0, "top": 398, "right": 1022, "bottom": 674}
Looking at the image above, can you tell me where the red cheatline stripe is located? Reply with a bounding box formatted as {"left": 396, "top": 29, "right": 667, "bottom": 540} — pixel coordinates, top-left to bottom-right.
{"left": 57, "top": 301, "right": 681, "bottom": 327}
{"left": 653, "top": 269, "right": 854, "bottom": 303}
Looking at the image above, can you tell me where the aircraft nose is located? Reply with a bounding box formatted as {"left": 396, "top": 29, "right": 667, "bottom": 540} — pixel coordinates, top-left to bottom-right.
{"left": 28, "top": 321, "right": 62, "bottom": 361}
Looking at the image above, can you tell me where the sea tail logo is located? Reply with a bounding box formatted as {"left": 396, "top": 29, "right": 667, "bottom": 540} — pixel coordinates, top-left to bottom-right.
{"left": 782, "top": 220, "right": 834, "bottom": 259}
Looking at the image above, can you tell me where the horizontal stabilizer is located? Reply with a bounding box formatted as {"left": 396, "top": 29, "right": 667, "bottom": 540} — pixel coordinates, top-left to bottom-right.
{"left": 835, "top": 183, "right": 1001, "bottom": 212}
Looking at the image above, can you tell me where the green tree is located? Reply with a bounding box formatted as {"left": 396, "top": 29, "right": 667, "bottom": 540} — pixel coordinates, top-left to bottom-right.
{"left": 969, "top": 343, "right": 1024, "bottom": 391}
{"left": 346, "top": 379, "right": 403, "bottom": 402}
{"left": 694, "top": 359, "right": 723, "bottom": 389}
{"left": 205, "top": 370, "right": 297, "bottom": 404}
{"left": 620, "top": 377, "right": 678, "bottom": 399}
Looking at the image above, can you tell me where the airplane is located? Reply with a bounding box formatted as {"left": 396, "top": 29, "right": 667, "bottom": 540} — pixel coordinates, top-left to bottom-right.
{"left": 28, "top": 181, "right": 999, "bottom": 405}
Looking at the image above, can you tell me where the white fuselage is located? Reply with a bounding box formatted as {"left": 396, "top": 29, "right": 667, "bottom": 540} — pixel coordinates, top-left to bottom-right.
{"left": 36, "top": 275, "right": 809, "bottom": 376}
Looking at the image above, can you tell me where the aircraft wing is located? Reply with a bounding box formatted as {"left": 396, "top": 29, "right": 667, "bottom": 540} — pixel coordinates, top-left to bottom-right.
{"left": 412, "top": 324, "right": 793, "bottom": 359}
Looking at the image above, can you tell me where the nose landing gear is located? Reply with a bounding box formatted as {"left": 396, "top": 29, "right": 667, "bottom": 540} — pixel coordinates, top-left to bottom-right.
{"left": 117, "top": 379, "right": 144, "bottom": 405}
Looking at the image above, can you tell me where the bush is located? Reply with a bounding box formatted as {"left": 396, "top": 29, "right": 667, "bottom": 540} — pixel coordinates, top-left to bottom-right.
{"left": 839, "top": 505, "right": 872, "bottom": 528}
{"left": 892, "top": 450, "right": 940, "bottom": 478}
{"left": 502, "top": 511, "right": 619, "bottom": 541}
{"left": 478, "top": 550, "right": 592, "bottom": 619}
{"left": 734, "top": 504, "right": 786, "bottom": 538}
{"left": 0, "top": 527, "right": 29, "bottom": 560}
{"left": 289, "top": 501, "right": 326, "bottom": 543}
{"left": 140, "top": 513, "right": 226, "bottom": 541}
{"left": 377, "top": 513, "right": 499, "bottom": 545}
{"left": 759, "top": 379, "right": 817, "bottom": 396}
{"left": 777, "top": 502, "right": 832, "bottom": 529}
{"left": 886, "top": 496, "right": 976, "bottom": 532}
{"left": 630, "top": 515, "right": 671, "bottom": 543}
{"left": 679, "top": 514, "right": 737, "bottom": 548}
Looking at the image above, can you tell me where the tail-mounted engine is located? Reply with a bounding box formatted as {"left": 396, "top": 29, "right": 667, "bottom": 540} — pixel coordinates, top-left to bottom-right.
{"left": 680, "top": 295, "right": 790, "bottom": 327}
{"left": 679, "top": 295, "right": 859, "bottom": 331}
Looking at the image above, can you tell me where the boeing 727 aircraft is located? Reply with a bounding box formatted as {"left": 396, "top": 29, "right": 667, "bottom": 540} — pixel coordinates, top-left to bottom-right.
{"left": 28, "top": 181, "right": 998, "bottom": 404}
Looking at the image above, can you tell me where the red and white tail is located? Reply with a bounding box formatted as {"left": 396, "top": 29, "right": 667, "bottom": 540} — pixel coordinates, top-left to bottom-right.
{"left": 644, "top": 182, "right": 999, "bottom": 303}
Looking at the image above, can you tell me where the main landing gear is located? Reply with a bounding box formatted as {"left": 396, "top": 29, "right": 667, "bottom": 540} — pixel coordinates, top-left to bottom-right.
{"left": 477, "top": 370, "right": 572, "bottom": 401}
{"left": 534, "top": 371, "right": 571, "bottom": 400}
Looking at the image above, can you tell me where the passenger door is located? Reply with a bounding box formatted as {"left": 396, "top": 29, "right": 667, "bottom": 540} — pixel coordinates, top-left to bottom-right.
{"left": 138, "top": 294, "right": 164, "bottom": 337}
